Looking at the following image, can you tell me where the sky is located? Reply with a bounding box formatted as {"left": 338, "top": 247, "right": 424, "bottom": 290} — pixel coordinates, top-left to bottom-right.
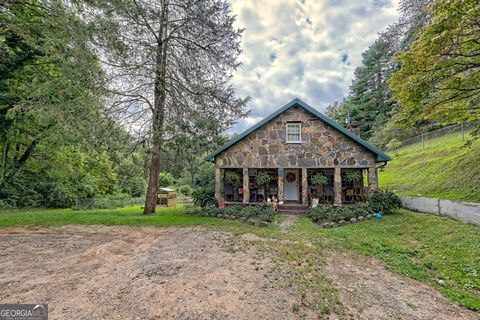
{"left": 228, "top": 0, "right": 400, "bottom": 133}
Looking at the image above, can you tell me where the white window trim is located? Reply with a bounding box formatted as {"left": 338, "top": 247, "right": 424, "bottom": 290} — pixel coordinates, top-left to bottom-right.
{"left": 286, "top": 122, "right": 302, "bottom": 143}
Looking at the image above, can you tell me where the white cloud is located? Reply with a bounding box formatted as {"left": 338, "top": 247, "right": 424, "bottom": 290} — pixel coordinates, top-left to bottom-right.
{"left": 229, "top": 0, "right": 399, "bottom": 133}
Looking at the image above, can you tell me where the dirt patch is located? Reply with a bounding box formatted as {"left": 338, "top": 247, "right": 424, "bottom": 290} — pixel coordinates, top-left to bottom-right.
{"left": 0, "top": 225, "right": 477, "bottom": 320}
{"left": 276, "top": 214, "right": 298, "bottom": 232}
{"left": 324, "top": 250, "right": 479, "bottom": 320}
{"left": 0, "top": 226, "right": 298, "bottom": 320}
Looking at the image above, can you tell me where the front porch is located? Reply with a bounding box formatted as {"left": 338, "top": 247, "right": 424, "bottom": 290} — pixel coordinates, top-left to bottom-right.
{"left": 215, "top": 167, "right": 378, "bottom": 209}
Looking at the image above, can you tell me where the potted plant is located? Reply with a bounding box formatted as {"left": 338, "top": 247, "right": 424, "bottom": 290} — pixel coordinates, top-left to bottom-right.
{"left": 344, "top": 170, "right": 362, "bottom": 185}
{"left": 255, "top": 171, "right": 271, "bottom": 200}
{"left": 311, "top": 172, "right": 328, "bottom": 192}
{"left": 225, "top": 171, "right": 242, "bottom": 196}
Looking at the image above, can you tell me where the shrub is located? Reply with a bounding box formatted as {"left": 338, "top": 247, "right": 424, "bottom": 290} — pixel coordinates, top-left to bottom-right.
{"left": 222, "top": 204, "right": 276, "bottom": 222}
{"left": 191, "top": 186, "right": 215, "bottom": 208}
{"left": 368, "top": 190, "right": 402, "bottom": 214}
{"left": 159, "top": 172, "right": 176, "bottom": 187}
{"left": 177, "top": 185, "right": 192, "bottom": 196}
{"left": 307, "top": 204, "right": 373, "bottom": 223}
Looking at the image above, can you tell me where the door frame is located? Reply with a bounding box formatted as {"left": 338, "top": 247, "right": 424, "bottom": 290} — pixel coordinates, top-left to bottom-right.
{"left": 284, "top": 169, "right": 299, "bottom": 202}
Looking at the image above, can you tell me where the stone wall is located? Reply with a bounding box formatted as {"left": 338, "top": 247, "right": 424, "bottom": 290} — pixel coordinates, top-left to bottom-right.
{"left": 401, "top": 196, "right": 480, "bottom": 226}
{"left": 216, "top": 106, "right": 376, "bottom": 168}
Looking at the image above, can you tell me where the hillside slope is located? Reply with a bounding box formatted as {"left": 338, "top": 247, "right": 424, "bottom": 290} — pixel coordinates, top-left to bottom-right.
{"left": 379, "top": 132, "right": 480, "bottom": 202}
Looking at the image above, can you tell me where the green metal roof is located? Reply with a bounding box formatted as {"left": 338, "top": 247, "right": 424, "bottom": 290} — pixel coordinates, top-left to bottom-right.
{"left": 205, "top": 98, "right": 391, "bottom": 163}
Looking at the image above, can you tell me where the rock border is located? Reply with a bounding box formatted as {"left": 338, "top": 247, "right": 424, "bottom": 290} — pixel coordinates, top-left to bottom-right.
{"left": 320, "top": 214, "right": 373, "bottom": 228}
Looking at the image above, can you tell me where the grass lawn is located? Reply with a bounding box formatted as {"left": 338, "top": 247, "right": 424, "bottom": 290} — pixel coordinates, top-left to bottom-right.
{"left": 379, "top": 132, "right": 480, "bottom": 202}
{"left": 300, "top": 209, "right": 480, "bottom": 311}
{"left": 1, "top": 205, "right": 479, "bottom": 311}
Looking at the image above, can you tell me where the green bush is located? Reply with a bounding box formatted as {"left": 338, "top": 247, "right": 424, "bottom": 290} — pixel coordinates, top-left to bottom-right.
{"left": 225, "top": 171, "right": 241, "bottom": 187}
{"left": 221, "top": 204, "right": 276, "bottom": 222}
{"left": 254, "top": 171, "right": 271, "bottom": 186}
{"left": 368, "top": 190, "right": 402, "bottom": 214}
{"left": 191, "top": 186, "right": 215, "bottom": 208}
{"left": 307, "top": 204, "right": 373, "bottom": 222}
{"left": 159, "top": 172, "right": 176, "bottom": 187}
{"left": 177, "top": 185, "right": 192, "bottom": 196}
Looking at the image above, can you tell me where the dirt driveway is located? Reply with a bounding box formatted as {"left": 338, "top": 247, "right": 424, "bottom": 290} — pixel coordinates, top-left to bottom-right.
{"left": 0, "top": 225, "right": 477, "bottom": 320}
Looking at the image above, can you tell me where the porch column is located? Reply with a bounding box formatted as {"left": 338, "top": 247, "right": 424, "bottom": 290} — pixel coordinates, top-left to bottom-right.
{"left": 243, "top": 168, "right": 250, "bottom": 204}
{"left": 215, "top": 166, "right": 221, "bottom": 202}
{"left": 277, "top": 168, "right": 284, "bottom": 202}
{"left": 334, "top": 167, "right": 342, "bottom": 206}
{"left": 368, "top": 167, "right": 378, "bottom": 196}
{"left": 301, "top": 167, "right": 308, "bottom": 205}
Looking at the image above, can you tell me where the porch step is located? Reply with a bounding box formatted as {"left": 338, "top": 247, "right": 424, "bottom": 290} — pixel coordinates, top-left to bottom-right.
{"left": 277, "top": 203, "right": 309, "bottom": 214}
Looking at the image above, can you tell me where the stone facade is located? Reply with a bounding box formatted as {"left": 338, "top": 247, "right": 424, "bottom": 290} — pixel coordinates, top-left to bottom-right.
{"left": 215, "top": 107, "right": 376, "bottom": 168}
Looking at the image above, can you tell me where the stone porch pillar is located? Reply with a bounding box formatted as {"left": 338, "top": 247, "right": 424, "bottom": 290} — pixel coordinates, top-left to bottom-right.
{"left": 334, "top": 167, "right": 342, "bottom": 206}
{"left": 301, "top": 167, "right": 308, "bottom": 205}
{"left": 368, "top": 167, "right": 378, "bottom": 196}
{"left": 277, "top": 168, "right": 284, "bottom": 202}
{"left": 215, "top": 166, "right": 221, "bottom": 202}
{"left": 243, "top": 168, "right": 250, "bottom": 204}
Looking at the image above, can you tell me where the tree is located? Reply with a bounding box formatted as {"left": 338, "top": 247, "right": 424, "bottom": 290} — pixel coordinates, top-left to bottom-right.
{"left": 389, "top": 0, "right": 480, "bottom": 130}
{"left": 333, "top": 37, "right": 395, "bottom": 139}
{"left": 0, "top": 0, "right": 104, "bottom": 188}
{"left": 85, "top": 0, "right": 249, "bottom": 213}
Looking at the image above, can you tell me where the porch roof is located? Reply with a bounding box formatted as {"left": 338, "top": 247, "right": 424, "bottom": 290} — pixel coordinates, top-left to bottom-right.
{"left": 205, "top": 98, "right": 391, "bottom": 163}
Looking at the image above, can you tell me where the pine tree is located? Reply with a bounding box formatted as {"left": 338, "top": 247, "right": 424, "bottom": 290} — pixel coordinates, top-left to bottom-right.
{"left": 83, "top": 0, "right": 249, "bottom": 213}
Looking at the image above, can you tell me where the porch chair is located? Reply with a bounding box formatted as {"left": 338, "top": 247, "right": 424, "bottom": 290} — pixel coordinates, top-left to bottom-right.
{"left": 224, "top": 184, "right": 235, "bottom": 201}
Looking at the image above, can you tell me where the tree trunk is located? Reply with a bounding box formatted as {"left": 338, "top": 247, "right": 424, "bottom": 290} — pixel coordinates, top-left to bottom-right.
{"left": 144, "top": 0, "right": 168, "bottom": 214}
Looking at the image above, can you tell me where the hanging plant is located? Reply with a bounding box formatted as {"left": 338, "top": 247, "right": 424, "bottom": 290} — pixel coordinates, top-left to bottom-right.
{"left": 255, "top": 171, "right": 271, "bottom": 186}
{"left": 344, "top": 170, "right": 362, "bottom": 183}
{"left": 225, "top": 171, "right": 241, "bottom": 187}
{"left": 311, "top": 172, "right": 328, "bottom": 185}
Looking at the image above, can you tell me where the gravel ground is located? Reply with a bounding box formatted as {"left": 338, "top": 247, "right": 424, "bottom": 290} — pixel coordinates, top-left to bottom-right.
{"left": 0, "top": 225, "right": 477, "bottom": 320}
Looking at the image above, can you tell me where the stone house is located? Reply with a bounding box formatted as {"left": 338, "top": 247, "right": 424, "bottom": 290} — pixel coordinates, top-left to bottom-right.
{"left": 205, "top": 98, "right": 391, "bottom": 212}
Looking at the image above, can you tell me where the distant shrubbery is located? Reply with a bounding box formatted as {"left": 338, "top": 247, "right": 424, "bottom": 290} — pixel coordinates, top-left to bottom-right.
{"left": 307, "top": 190, "right": 401, "bottom": 225}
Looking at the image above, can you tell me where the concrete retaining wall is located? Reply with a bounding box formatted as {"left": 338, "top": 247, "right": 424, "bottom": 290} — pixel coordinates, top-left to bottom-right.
{"left": 400, "top": 196, "right": 480, "bottom": 226}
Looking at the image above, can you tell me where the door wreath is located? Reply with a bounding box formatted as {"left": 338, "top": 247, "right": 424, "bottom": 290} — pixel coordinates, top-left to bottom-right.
{"left": 286, "top": 172, "right": 296, "bottom": 182}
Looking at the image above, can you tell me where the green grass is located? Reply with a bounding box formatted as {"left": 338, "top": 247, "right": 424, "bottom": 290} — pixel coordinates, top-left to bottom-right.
{"left": 293, "top": 210, "right": 480, "bottom": 311}
{"left": 1, "top": 205, "right": 479, "bottom": 312}
{"left": 0, "top": 205, "right": 242, "bottom": 229}
{"left": 379, "top": 132, "right": 480, "bottom": 202}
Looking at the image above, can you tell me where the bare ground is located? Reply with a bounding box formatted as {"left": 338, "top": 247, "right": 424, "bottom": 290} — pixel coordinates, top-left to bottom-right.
{"left": 0, "top": 225, "right": 477, "bottom": 320}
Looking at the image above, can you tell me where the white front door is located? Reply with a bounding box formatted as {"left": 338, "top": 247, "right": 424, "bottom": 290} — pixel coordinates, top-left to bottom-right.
{"left": 284, "top": 169, "right": 299, "bottom": 201}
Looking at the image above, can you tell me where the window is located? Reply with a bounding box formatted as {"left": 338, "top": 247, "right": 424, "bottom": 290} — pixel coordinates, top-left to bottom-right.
{"left": 286, "top": 123, "right": 301, "bottom": 143}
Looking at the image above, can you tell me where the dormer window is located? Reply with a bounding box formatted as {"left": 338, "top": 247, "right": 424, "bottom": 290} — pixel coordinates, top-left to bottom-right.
{"left": 286, "top": 122, "right": 301, "bottom": 143}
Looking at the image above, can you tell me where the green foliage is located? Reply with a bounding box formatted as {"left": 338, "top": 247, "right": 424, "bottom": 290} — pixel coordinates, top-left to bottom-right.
{"left": 368, "top": 190, "right": 402, "bottom": 214}
{"left": 211, "top": 204, "right": 276, "bottom": 222}
{"left": 225, "top": 171, "right": 241, "bottom": 187}
{"left": 343, "top": 170, "right": 362, "bottom": 183}
{"left": 328, "top": 38, "right": 395, "bottom": 139}
{"left": 306, "top": 205, "right": 373, "bottom": 223}
{"left": 319, "top": 209, "right": 480, "bottom": 311}
{"left": 191, "top": 186, "right": 215, "bottom": 208}
{"left": 389, "top": 0, "right": 480, "bottom": 129}
{"left": 158, "top": 172, "right": 175, "bottom": 187}
{"left": 254, "top": 171, "right": 271, "bottom": 186}
{"left": 379, "top": 132, "right": 480, "bottom": 201}
{"left": 177, "top": 185, "right": 192, "bottom": 196}
{"left": 311, "top": 172, "right": 328, "bottom": 186}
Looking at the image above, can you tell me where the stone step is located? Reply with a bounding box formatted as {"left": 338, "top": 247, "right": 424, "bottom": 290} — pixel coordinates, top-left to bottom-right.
{"left": 278, "top": 208, "right": 307, "bottom": 215}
